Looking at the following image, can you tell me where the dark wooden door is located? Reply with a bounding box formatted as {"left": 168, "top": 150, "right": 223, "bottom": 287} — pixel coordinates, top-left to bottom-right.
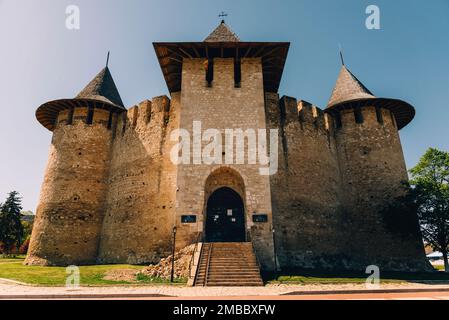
{"left": 205, "top": 187, "right": 245, "bottom": 242}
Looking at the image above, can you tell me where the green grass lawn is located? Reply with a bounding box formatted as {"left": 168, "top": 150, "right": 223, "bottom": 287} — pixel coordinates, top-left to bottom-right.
{"left": 268, "top": 275, "right": 403, "bottom": 285}
{"left": 0, "top": 256, "right": 185, "bottom": 286}
{"left": 1, "top": 256, "right": 446, "bottom": 287}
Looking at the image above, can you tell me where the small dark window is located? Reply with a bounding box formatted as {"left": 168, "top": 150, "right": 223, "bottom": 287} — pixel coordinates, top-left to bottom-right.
{"left": 181, "top": 215, "right": 197, "bottom": 224}
{"left": 234, "top": 59, "right": 241, "bottom": 88}
{"left": 335, "top": 112, "right": 342, "bottom": 129}
{"left": 67, "top": 107, "right": 74, "bottom": 125}
{"left": 107, "top": 111, "right": 113, "bottom": 129}
{"left": 86, "top": 107, "right": 94, "bottom": 125}
{"left": 390, "top": 111, "right": 397, "bottom": 128}
{"left": 375, "top": 106, "right": 384, "bottom": 124}
{"left": 354, "top": 107, "right": 364, "bottom": 124}
{"left": 121, "top": 113, "right": 127, "bottom": 135}
{"left": 206, "top": 59, "right": 214, "bottom": 87}
{"left": 252, "top": 214, "right": 268, "bottom": 223}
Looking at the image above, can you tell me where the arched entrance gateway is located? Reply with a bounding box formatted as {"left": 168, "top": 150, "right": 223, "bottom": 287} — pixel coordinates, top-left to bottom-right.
{"left": 205, "top": 187, "right": 245, "bottom": 242}
{"left": 203, "top": 167, "right": 247, "bottom": 243}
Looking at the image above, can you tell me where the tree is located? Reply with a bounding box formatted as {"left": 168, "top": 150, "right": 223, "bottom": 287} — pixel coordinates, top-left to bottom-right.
{"left": 410, "top": 148, "right": 449, "bottom": 272}
{"left": 0, "top": 191, "right": 24, "bottom": 256}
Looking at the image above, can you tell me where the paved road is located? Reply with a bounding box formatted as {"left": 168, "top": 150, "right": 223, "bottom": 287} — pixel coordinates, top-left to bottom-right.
{"left": 2, "top": 279, "right": 449, "bottom": 300}
{"left": 282, "top": 291, "right": 449, "bottom": 300}
{"left": 4, "top": 292, "right": 449, "bottom": 300}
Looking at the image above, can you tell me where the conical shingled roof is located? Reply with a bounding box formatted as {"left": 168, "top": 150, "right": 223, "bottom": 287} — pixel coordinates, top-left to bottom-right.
{"left": 204, "top": 20, "right": 240, "bottom": 42}
{"left": 75, "top": 67, "right": 125, "bottom": 108}
{"left": 36, "top": 66, "right": 125, "bottom": 131}
{"left": 328, "top": 65, "right": 375, "bottom": 107}
{"left": 326, "top": 64, "right": 415, "bottom": 130}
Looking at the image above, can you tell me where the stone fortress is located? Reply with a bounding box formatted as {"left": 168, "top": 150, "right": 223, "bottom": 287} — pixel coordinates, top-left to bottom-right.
{"left": 26, "top": 21, "right": 432, "bottom": 274}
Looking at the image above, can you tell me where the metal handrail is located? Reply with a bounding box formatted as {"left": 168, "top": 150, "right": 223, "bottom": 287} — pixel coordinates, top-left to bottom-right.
{"left": 250, "top": 239, "right": 262, "bottom": 272}
{"left": 204, "top": 243, "right": 213, "bottom": 286}
{"left": 188, "top": 232, "right": 203, "bottom": 281}
{"left": 250, "top": 240, "right": 265, "bottom": 285}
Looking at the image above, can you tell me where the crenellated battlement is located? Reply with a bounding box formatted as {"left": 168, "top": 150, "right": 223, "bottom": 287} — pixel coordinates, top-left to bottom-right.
{"left": 53, "top": 94, "right": 176, "bottom": 139}
{"left": 338, "top": 105, "right": 397, "bottom": 130}
{"left": 113, "top": 95, "right": 173, "bottom": 138}
{"left": 272, "top": 95, "right": 334, "bottom": 136}
{"left": 56, "top": 106, "right": 113, "bottom": 130}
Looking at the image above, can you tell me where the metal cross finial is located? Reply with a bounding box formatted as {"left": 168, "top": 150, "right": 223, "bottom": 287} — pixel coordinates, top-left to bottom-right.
{"left": 106, "top": 51, "right": 110, "bottom": 68}
{"left": 219, "top": 11, "right": 228, "bottom": 22}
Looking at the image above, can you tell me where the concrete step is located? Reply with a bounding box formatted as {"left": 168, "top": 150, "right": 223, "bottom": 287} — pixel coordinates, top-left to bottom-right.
{"left": 205, "top": 282, "right": 264, "bottom": 287}
{"left": 207, "top": 265, "right": 258, "bottom": 269}
{"left": 208, "top": 263, "right": 258, "bottom": 267}
{"left": 202, "top": 274, "right": 262, "bottom": 278}
{"left": 193, "top": 242, "right": 263, "bottom": 287}
{"left": 206, "top": 270, "right": 262, "bottom": 275}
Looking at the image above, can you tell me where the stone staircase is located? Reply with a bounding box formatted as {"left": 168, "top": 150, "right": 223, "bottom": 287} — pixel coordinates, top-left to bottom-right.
{"left": 194, "top": 242, "right": 264, "bottom": 287}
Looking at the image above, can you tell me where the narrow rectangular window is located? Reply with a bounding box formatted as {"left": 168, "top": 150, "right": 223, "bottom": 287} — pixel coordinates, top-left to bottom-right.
{"left": 390, "top": 111, "right": 397, "bottom": 128}
{"left": 206, "top": 59, "right": 214, "bottom": 87}
{"left": 121, "top": 113, "right": 127, "bottom": 136}
{"left": 354, "top": 107, "right": 364, "bottom": 124}
{"left": 375, "top": 106, "right": 384, "bottom": 124}
{"left": 107, "top": 111, "right": 113, "bottom": 129}
{"left": 234, "top": 59, "right": 241, "bottom": 88}
{"left": 67, "top": 107, "right": 74, "bottom": 125}
{"left": 86, "top": 107, "right": 94, "bottom": 125}
{"left": 335, "top": 112, "right": 342, "bottom": 129}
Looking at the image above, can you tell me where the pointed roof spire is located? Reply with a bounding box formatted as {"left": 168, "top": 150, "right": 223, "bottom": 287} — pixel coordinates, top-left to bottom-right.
{"left": 76, "top": 67, "right": 124, "bottom": 108}
{"left": 204, "top": 20, "right": 240, "bottom": 42}
{"left": 326, "top": 63, "right": 415, "bottom": 130}
{"left": 327, "top": 65, "right": 375, "bottom": 108}
{"left": 338, "top": 44, "right": 345, "bottom": 66}
{"left": 36, "top": 65, "right": 125, "bottom": 131}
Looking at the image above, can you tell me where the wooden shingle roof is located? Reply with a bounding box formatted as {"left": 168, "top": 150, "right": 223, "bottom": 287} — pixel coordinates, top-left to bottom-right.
{"left": 75, "top": 67, "right": 125, "bottom": 108}
{"left": 204, "top": 21, "right": 240, "bottom": 42}
{"left": 36, "top": 67, "right": 125, "bottom": 131}
{"left": 326, "top": 65, "right": 415, "bottom": 130}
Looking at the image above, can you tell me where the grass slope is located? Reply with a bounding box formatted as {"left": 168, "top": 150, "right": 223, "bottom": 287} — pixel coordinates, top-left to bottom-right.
{"left": 0, "top": 257, "right": 183, "bottom": 286}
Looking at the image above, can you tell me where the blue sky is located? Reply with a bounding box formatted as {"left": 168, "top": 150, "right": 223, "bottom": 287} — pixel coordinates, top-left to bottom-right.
{"left": 0, "top": 0, "right": 448, "bottom": 211}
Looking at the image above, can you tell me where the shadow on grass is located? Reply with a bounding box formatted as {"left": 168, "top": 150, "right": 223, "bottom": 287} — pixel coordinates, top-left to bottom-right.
{"left": 136, "top": 273, "right": 187, "bottom": 285}
{"left": 262, "top": 268, "right": 449, "bottom": 285}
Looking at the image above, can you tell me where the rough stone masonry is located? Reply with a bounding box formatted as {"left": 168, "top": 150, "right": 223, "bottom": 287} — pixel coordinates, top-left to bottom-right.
{"left": 26, "top": 21, "right": 432, "bottom": 272}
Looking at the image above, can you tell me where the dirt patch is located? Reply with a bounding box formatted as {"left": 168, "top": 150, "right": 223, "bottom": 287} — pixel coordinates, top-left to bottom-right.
{"left": 139, "top": 244, "right": 195, "bottom": 280}
{"left": 103, "top": 269, "right": 138, "bottom": 283}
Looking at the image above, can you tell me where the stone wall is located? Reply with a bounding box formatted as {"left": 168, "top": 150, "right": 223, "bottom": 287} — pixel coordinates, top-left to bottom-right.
{"left": 26, "top": 108, "right": 113, "bottom": 266}
{"left": 266, "top": 94, "right": 348, "bottom": 270}
{"left": 97, "top": 95, "right": 180, "bottom": 264}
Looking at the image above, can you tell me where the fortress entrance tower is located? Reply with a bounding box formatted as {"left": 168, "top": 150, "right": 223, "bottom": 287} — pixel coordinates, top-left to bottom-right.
{"left": 154, "top": 21, "right": 289, "bottom": 269}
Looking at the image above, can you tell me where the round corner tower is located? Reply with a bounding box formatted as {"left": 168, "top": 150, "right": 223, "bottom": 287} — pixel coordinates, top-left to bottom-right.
{"left": 25, "top": 67, "right": 126, "bottom": 266}
{"left": 325, "top": 64, "right": 431, "bottom": 271}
